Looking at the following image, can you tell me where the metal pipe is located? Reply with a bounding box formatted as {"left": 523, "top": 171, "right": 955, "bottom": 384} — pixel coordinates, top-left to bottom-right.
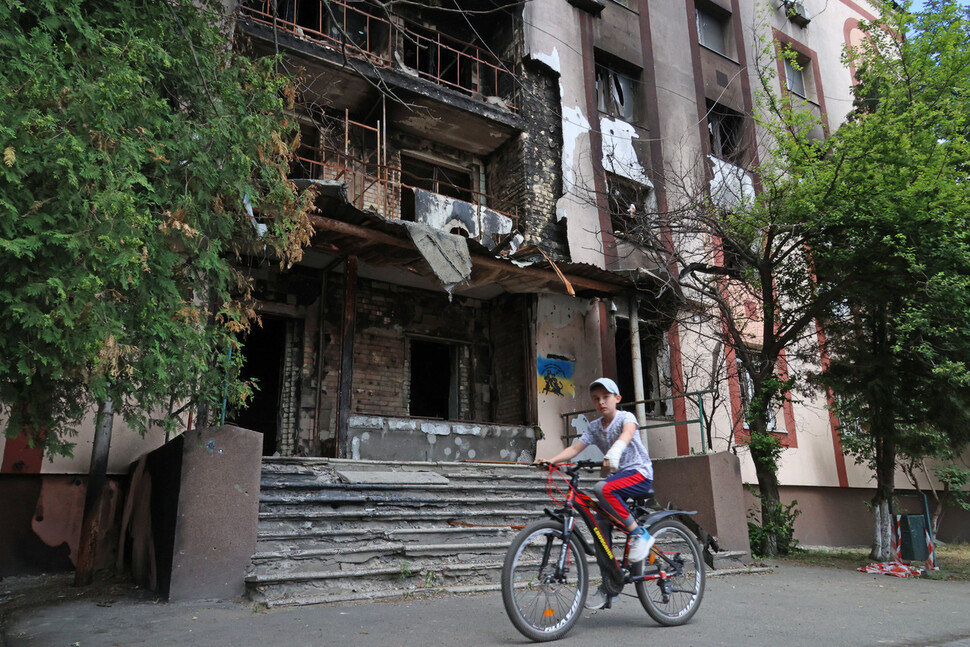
{"left": 628, "top": 296, "right": 648, "bottom": 446}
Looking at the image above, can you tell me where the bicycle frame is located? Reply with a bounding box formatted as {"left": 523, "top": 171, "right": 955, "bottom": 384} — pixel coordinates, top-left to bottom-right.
{"left": 543, "top": 461, "right": 695, "bottom": 588}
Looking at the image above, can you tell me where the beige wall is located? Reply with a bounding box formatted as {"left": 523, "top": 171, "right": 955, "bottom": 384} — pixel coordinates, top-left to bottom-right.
{"left": 534, "top": 293, "right": 605, "bottom": 457}
{"left": 1, "top": 410, "right": 169, "bottom": 475}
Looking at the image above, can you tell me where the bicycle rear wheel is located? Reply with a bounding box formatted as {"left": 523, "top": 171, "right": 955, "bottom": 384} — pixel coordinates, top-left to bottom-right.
{"left": 501, "top": 519, "right": 588, "bottom": 642}
{"left": 633, "top": 518, "right": 705, "bottom": 626}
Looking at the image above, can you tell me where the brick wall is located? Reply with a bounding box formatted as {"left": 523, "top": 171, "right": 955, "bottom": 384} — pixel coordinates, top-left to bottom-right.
{"left": 278, "top": 318, "right": 303, "bottom": 455}
{"left": 517, "top": 59, "right": 568, "bottom": 259}
{"left": 315, "top": 275, "right": 530, "bottom": 453}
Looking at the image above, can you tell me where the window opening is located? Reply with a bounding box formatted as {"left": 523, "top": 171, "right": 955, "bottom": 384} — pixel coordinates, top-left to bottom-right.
{"left": 784, "top": 58, "right": 807, "bottom": 98}
{"left": 291, "top": 122, "right": 321, "bottom": 180}
{"left": 606, "top": 173, "right": 651, "bottom": 234}
{"left": 596, "top": 59, "right": 639, "bottom": 122}
{"left": 409, "top": 339, "right": 453, "bottom": 419}
{"left": 401, "top": 155, "right": 474, "bottom": 203}
{"left": 696, "top": 7, "right": 729, "bottom": 57}
{"left": 707, "top": 100, "right": 745, "bottom": 164}
{"left": 737, "top": 357, "right": 777, "bottom": 431}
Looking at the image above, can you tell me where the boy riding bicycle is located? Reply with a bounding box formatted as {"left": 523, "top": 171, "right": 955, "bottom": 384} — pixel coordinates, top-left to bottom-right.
{"left": 541, "top": 377, "right": 656, "bottom": 609}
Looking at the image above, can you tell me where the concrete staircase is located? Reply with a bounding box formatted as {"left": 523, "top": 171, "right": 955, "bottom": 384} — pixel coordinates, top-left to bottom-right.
{"left": 246, "top": 458, "right": 748, "bottom": 607}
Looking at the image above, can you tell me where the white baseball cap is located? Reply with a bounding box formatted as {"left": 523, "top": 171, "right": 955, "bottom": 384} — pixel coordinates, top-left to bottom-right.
{"left": 589, "top": 377, "right": 620, "bottom": 395}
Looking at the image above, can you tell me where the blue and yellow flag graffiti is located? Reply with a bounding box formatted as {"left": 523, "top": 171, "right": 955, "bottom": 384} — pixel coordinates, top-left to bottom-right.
{"left": 537, "top": 355, "right": 576, "bottom": 397}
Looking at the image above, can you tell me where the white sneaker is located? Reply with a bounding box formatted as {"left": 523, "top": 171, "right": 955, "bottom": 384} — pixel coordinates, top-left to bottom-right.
{"left": 628, "top": 530, "right": 656, "bottom": 562}
{"left": 584, "top": 586, "right": 617, "bottom": 610}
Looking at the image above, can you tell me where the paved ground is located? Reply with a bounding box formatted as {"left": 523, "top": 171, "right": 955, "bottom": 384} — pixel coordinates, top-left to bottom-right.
{"left": 3, "top": 563, "right": 970, "bottom": 647}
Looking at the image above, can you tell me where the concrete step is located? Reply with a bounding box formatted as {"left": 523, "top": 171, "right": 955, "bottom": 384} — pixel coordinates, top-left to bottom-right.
{"left": 256, "top": 524, "right": 521, "bottom": 553}
{"left": 248, "top": 457, "right": 750, "bottom": 607}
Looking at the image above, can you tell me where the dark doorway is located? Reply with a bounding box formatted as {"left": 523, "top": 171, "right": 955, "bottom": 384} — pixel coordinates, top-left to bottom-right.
{"left": 235, "top": 316, "right": 286, "bottom": 455}
{"left": 409, "top": 339, "right": 452, "bottom": 419}
{"left": 615, "top": 318, "right": 661, "bottom": 415}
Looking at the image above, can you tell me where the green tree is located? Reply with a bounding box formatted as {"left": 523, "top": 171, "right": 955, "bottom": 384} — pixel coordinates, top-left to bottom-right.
{"left": 0, "top": 0, "right": 315, "bottom": 456}
{"left": 812, "top": 0, "right": 970, "bottom": 561}
{"left": 628, "top": 30, "right": 861, "bottom": 556}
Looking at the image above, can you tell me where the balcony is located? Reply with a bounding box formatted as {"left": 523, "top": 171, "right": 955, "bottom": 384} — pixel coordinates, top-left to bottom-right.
{"left": 241, "top": 0, "right": 518, "bottom": 111}
{"left": 293, "top": 114, "right": 518, "bottom": 251}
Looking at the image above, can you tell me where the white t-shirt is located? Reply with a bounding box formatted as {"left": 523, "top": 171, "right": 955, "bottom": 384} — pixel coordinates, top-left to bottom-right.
{"left": 579, "top": 410, "right": 653, "bottom": 480}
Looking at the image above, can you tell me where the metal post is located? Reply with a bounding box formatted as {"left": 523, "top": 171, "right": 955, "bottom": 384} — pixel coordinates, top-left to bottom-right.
{"left": 697, "top": 392, "right": 708, "bottom": 452}
{"left": 220, "top": 345, "right": 232, "bottom": 426}
{"left": 628, "top": 296, "right": 648, "bottom": 451}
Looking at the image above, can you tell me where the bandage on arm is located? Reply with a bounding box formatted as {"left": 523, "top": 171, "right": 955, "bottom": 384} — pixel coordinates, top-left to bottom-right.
{"left": 603, "top": 438, "right": 629, "bottom": 471}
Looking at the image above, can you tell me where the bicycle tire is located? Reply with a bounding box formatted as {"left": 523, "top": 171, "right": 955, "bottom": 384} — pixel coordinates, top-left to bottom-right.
{"left": 632, "top": 518, "right": 705, "bottom": 626}
{"left": 501, "top": 519, "right": 589, "bottom": 642}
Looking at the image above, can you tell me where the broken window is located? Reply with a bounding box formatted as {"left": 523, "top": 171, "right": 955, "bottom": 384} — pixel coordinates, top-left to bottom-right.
{"left": 707, "top": 100, "right": 746, "bottom": 164}
{"left": 401, "top": 155, "right": 475, "bottom": 204}
{"left": 268, "top": 0, "right": 388, "bottom": 58}
{"left": 409, "top": 338, "right": 454, "bottom": 419}
{"left": 596, "top": 58, "right": 639, "bottom": 122}
{"left": 606, "top": 173, "right": 651, "bottom": 235}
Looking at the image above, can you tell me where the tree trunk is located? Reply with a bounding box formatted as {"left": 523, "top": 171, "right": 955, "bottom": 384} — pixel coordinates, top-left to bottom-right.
{"left": 869, "top": 411, "right": 896, "bottom": 562}
{"left": 754, "top": 456, "right": 782, "bottom": 556}
{"left": 74, "top": 397, "right": 114, "bottom": 586}
{"left": 748, "top": 413, "right": 783, "bottom": 556}
{"left": 872, "top": 498, "right": 893, "bottom": 562}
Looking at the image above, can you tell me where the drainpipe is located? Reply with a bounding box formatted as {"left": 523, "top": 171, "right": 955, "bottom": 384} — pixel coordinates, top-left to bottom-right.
{"left": 629, "top": 295, "right": 648, "bottom": 451}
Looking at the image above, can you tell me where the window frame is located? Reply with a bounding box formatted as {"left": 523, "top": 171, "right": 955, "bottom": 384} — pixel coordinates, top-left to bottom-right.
{"left": 736, "top": 357, "right": 778, "bottom": 432}
{"left": 606, "top": 172, "right": 652, "bottom": 235}
{"left": 696, "top": 5, "right": 730, "bottom": 58}
{"left": 784, "top": 57, "right": 807, "bottom": 99}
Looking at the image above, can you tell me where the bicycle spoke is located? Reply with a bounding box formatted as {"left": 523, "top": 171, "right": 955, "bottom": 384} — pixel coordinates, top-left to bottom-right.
{"left": 633, "top": 519, "right": 705, "bottom": 626}
{"left": 502, "top": 521, "right": 588, "bottom": 641}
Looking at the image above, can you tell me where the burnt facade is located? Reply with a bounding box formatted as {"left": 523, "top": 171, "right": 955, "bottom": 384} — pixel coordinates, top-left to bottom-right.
{"left": 229, "top": 0, "right": 668, "bottom": 462}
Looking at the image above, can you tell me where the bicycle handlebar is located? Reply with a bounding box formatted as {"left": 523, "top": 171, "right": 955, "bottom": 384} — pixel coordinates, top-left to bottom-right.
{"left": 539, "top": 459, "right": 602, "bottom": 475}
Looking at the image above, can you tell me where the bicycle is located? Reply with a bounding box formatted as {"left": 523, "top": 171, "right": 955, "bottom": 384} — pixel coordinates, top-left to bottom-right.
{"left": 500, "top": 460, "right": 706, "bottom": 642}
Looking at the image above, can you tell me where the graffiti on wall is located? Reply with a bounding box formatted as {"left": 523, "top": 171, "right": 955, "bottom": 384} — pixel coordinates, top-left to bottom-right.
{"left": 537, "top": 354, "right": 576, "bottom": 397}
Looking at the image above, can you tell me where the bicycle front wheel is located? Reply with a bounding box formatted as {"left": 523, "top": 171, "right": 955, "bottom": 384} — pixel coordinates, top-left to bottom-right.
{"left": 501, "top": 519, "right": 589, "bottom": 642}
{"left": 633, "top": 518, "right": 705, "bottom": 626}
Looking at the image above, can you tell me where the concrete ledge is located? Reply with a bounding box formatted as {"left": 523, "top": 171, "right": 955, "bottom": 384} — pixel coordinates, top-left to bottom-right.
{"left": 653, "top": 452, "right": 751, "bottom": 555}
{"left": 336, "top": 470, "right": 450, "bottom": 485}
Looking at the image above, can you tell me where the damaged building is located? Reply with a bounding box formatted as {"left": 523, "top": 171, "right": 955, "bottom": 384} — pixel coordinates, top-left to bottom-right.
{"left": 229, "top": 0, "right": 677, "bottom": 464}
{"left": 6, "top": 0, "right": 969, "bottom": 584}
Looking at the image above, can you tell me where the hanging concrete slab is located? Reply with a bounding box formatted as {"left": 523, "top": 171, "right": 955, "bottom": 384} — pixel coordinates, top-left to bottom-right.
{"left": 403, "top": 221, "right": 472, "bottom": 291}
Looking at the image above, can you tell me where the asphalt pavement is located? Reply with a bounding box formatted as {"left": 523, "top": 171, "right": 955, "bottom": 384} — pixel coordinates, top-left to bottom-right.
{"left": 3, "top": 563, "right": 970, "bottom": 647}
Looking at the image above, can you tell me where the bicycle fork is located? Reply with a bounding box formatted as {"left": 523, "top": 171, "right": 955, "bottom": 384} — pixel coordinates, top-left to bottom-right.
{"left": 553, "top": 494, "right": 579, "bottom": 580}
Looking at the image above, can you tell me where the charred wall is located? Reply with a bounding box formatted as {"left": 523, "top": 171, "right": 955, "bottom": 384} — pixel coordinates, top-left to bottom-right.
{"left": 516, "top": 59, "right": 567, "bottom": 258}
{"left": 316, "top": 275, "right": 531, "bottom": 454}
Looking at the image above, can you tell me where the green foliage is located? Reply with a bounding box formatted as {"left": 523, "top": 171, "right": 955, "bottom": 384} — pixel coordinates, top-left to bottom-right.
{"left": 0, "top": 0, "right": 316, "bottom": 456}
{"left": 813, "top": 0, "right": 970, "bottom": 488}
{"left": 935, "top": 464, "right": 970, "bottom": 513}
{"left": 746, "top": 427, "right": 784, "bottom": 476}
{"left": 747, "top": 487, "right": 801, "bottom": 557}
